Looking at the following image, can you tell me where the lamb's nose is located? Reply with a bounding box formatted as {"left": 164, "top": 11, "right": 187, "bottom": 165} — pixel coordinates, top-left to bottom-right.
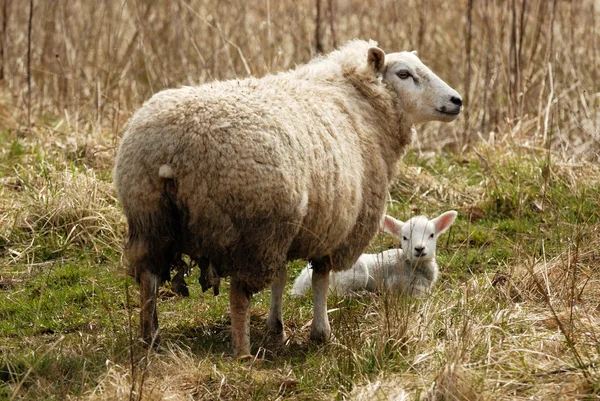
{"left": 450, "top": 96, "right": 463, "bottom": 107}
{"left": 414, "top": 246, "right": 425, "bottom": 254}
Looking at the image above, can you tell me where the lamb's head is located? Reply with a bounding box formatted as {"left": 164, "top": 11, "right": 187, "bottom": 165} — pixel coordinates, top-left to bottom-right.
{"left": 382, "top": 211, "right": 458, "bottom": 262}
{"left": 367, "top": 47, "right": 462, "bottom": 124}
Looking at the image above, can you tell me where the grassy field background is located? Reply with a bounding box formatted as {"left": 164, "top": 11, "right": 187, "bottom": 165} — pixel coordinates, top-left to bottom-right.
{"left": 1, "top": 0, "right": 599, "bottom": 399}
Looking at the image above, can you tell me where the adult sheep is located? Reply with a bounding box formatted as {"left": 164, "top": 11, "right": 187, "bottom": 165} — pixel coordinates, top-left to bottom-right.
{"left": 113, "top": 39, "right": 462, "bottom": 357}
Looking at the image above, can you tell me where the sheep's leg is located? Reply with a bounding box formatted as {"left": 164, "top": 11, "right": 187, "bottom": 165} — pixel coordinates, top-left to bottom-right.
{"left": 266, "top": 265, "right": 287, "bottom": 342}
{"left": 139, "top": 270, "right": 160, "bottom": 346}
{"left": 229, "top": 278, "right": 251, "bottom": 357}
{"left": 310, "top": 260, "right": 332, "bottom": 342}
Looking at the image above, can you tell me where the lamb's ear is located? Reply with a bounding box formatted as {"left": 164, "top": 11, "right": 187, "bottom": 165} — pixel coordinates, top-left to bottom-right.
{"left": 432, "top": 211, "right": 458, "bottom": 235}
{"left": 411, "top": 50, "right": 418, "bottom": 56}
{"left": 381, "top": 215, "right": 404, "bottom": 239}
{"left": 367, "top": 47, "right": 386, "bottom": 73}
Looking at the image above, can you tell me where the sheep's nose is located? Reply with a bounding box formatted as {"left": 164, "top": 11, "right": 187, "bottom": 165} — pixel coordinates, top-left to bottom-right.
{"left": 414, "top": 246, "right": 425, "bottom": 254}
{"left": 450, "top": 96, "right": 463, "bottom": 107}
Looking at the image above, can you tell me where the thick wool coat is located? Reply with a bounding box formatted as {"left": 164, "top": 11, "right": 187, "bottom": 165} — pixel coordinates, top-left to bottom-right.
{"left": 114, "top": 40, "right": 412, "bottom": 294}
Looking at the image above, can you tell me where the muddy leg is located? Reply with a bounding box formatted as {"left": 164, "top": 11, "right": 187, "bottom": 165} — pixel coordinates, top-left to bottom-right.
{"left": 310, "top": 261, "right": 331, "bottom": 342}
{"left": 266, "top": 265, "right": 287, "bottom": 342}
{"left": 140, "top": 270, "right": 160, "bottom": 346}
{"left": 230, "top": 278, "right": 251, "bottom": 357}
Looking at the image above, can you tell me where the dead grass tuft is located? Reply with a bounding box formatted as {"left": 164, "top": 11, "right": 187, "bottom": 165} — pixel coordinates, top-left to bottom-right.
{"left": 5, "top": 162, "right": 123, "bottom": 265}
{"left": 88, "top": 343, "right": 301, "bottom": 401}
{"left": 424, "top": 362, "right": 481, "bottom": 401}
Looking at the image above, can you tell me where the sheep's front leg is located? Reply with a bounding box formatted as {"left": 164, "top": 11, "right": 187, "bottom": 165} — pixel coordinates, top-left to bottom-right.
{"left": 266, "top": 265, "right": 287, "bottom": 342}
{"left": 139, "top": 270, "right": 160, "bottom": 346}
{"left": 230, "top": 278, "right": 251, "bottom": 357}
{"left": 310, "top": 261, "right": 331, "bottom": 342}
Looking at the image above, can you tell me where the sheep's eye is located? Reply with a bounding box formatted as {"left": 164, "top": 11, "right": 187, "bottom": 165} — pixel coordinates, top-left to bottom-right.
{"left": 402, "top": 236, "right": 408, "bottom": 241}
{"left": 429, "top": 233, "right": 434, "bottom": 239}
{"left": 397, "top": 70, "right": 411, "bottom": 80}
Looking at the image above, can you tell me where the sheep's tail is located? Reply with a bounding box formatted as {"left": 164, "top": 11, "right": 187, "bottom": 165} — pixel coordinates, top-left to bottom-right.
{"left": 290, "top": 263, "right": 313, "bottom": 297}
{"left": 124, "top": 164, "right": 182, "bottom": 283}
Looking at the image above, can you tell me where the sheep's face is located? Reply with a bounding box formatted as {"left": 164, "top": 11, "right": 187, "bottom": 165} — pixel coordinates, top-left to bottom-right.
{"left": 368, "top": 48, "right": 462, "bottom": 125}
{"left": 381, "top": 211, "right": 458, "bottom": 263}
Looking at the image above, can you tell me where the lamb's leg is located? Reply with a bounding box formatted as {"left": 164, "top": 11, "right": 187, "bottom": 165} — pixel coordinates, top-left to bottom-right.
{"left": 139, "top": 270, "right": 160, "bottom": 346}
{"left": 229, "top": 278, "right": 251, "bottom": 357}
{"left": 310, "top": 260, "right": 331, "bottom": 342}
{"left": 266, "top": 265, "right": 287, "bottom": 342}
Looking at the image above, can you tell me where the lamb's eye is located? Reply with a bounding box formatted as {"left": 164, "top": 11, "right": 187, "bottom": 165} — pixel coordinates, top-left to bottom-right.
{"left": 429, "top": 233, "right": 434, "bottom": 239}
{"left": 402, "top": 236, "right": 408, "bottom": 241}
{"left": 397, "top": 70, "right": 411, "bottom": 80}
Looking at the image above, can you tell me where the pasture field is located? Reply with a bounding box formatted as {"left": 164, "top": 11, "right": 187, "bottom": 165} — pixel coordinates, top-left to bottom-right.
{"left": 1, "top": 0, "right": 599, "bottom": 399}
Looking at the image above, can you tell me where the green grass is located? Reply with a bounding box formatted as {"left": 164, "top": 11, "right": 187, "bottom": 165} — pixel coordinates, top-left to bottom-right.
{"left": 1, "top": 128, "right": 600, "bottom": 399}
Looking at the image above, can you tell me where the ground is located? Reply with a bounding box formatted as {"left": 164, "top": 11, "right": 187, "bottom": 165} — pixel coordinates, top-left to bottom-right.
{"left": 1, "top": 125, "right": 599, "bottom": 400}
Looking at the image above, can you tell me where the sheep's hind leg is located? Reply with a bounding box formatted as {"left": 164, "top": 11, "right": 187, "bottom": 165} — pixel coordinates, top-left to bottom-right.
{"left": 230, "top": 277, "right": 252, "bottom": 357}
{"left": 140, "top": 270, "right": 160, "bottom": 346}
{"left": 266, "top": 265, "right": 287, "bottom": 342}
{"left": 310, "top": 258, "right": 332, "bottom": 342}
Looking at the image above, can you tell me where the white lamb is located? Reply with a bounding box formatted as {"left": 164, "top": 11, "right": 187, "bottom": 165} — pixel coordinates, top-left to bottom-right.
{"left": 291, "top": 211, "right": 457, "bottom": 297}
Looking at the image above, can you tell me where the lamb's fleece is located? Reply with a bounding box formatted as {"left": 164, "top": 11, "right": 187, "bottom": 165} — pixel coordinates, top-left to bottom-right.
{"left": 291, "top": 211, "right": 458, "bottom": 297}
{"left": 114, "top": 39, "right": 411, "bottom": 293}
{"left": 291, "top": 249, "right": 432, "bottom": 297}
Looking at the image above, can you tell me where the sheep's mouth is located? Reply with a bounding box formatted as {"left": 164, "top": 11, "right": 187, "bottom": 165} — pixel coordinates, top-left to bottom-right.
{"left": 436, "top": 108, "right": 461, "bottom": 116}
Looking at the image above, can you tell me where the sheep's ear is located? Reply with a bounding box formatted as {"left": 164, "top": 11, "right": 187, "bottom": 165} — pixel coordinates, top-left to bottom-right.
{"left": 432, "top": 211, "right": 458, "bottom": 235}
{"left": 411, "top": 50, "right": 418, "bottom": 56}
{"left": 381, "top": 215, "right": 404, "bottom": 239}
{"left": 367, "top": 47, "right": 386, "bottom": 73}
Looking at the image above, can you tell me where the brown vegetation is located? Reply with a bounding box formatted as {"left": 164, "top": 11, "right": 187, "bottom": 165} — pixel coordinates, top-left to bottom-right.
{"left": 0, "top": 0, "right": 597, "bottom": 158}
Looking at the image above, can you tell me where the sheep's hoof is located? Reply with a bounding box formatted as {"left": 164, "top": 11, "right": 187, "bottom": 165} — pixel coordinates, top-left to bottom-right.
{"left": 236, "top": 354, "right": 253, "bottom": 362}
{"left": 309, "top": 327, "right": 331, "bottom": 343}
{"left": 266, "top": 318, "right": 287, "bottom": 343}
{"left": 268, "top": 330, "right": 288, "bottom": 344}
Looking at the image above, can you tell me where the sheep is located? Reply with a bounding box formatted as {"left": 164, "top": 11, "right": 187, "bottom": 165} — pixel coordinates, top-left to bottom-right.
{"left": 113, "top": 39, "right": 462, "bottom": 357}
{"left": 291, "top": 211, "right": 458, "bottom": 297}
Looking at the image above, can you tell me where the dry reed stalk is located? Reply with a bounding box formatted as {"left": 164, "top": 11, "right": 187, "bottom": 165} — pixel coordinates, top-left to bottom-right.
{"left": 463, "top": 0, "right": 473, "bottom": 147}
{"left": 0, "top": 0, "right": 596, "bottom": 159}
{"left": 0, "top": 0, "right": 8, "bottom": 80}
{"left": 592, "top": 1, "right": 598, "bottom": 130}
{"left": 480, "top": 0, "right": 490, "bottom": 136}
{"left": 26, "top": 0, "right": 33, "bottom": 132}
{"left": 315, "top": 0, "right": 323, "bottom": 54}
{"left": 327, "top": 0, "right": 336, "bottom": 48}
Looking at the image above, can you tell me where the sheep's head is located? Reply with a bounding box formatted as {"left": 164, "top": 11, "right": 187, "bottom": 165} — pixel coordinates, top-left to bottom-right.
{"left": 368, "top": 47, "right": 462, "bottom": 124}
{"left": 381, "top": 211, "right": 457, "bottom": 262}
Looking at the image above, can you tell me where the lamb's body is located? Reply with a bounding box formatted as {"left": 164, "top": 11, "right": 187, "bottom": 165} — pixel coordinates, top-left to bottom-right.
{"left": 292, "top": 212, "right": 457, "bottom": 298}
{"left": 114, "top": 40, "right": 462, "bottom": 356}
{"left": 382, "top": 254, "right": 438, "bottom": 297}
{"left": 291, "top": 248, "right": 438, "bottom": 297}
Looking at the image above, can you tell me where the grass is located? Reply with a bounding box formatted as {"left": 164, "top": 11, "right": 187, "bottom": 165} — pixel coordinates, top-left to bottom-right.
{"left": 1, "top": 124, "right": 599, "bottom": 399}
{"left": 1, "top": 0, "right": 599, "bottom": 399}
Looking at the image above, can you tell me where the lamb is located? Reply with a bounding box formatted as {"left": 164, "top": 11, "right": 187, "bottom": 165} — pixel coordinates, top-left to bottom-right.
{"left": 291, "top": 211, "right": 458, "bottom": 297}
{"left": 113, "top": 39, "right": 462, "bottom": 357}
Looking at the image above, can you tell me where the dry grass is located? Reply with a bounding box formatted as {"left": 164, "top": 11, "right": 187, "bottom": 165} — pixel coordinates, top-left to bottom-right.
{"left": 1, "top": 0, "right": 598, "bottom": 158}
{"left": 1, "top": 0, "right": 600, "bottom": 400}
{"left": 82, "top": 229, "right": 600, "bottom": 400}
{"left": 1, "top": 135, "right": 599, "bottom": 399}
